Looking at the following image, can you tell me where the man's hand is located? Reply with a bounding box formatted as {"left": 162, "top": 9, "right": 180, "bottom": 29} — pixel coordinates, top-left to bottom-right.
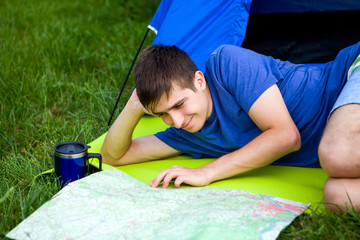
{"left": 128, "top": 89, "right": 147, "bottom": 113}
{"left": 149, "top": 165, "right": 211, "bottom": 188}
{"left": 129, "top": 89, "right": 155, "bottom": 116}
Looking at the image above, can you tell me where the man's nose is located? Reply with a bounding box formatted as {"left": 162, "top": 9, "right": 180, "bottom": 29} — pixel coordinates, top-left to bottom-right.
{"left": 168, "top": 111, "right": 183, "bottom": 129}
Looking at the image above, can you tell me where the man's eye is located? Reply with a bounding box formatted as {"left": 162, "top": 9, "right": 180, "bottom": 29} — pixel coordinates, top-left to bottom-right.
{"left": 175, "top": 103, "right": 183, "bottom": 109}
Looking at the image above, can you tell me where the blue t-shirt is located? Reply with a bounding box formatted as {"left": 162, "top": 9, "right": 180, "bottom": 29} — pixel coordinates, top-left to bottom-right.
{"left": 155, "top": 42, "right": 360, "bottom": 167}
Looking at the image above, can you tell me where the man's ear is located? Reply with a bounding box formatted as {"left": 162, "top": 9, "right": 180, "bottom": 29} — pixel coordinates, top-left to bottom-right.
{"left": 194, "top": 71, "right": 206, "bottom": 90}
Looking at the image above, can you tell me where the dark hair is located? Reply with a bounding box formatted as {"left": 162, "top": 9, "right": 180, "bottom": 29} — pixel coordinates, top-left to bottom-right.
{"left": 134, "top": 44, "right": 198, "bottom": 111}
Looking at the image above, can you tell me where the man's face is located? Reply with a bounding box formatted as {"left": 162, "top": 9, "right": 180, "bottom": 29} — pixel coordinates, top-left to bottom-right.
{"left": 151, "top": 71, "right": 212, "bottom": 133}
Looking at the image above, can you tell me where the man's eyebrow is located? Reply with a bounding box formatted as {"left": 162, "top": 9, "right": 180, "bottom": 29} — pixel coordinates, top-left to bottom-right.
{"left": 152, "top": 98, "right": 187, "bottom": 115}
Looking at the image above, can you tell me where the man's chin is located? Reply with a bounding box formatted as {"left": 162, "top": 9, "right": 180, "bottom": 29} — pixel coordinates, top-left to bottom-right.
{"left": 185, "top": 122, "right": 205, "bottom": 133}
{"left": 184, "top": 128, "right": 196, "bottom": 133}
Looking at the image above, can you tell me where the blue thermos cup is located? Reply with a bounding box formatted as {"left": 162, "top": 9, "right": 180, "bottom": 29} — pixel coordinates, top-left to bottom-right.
{"left": 54, "top": 141, "right": 102, "bottom": 188}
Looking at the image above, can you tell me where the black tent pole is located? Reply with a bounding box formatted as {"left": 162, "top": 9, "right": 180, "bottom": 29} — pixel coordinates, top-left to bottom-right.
{"left": 107, "top": 28, "right": 150, "bottom": 127}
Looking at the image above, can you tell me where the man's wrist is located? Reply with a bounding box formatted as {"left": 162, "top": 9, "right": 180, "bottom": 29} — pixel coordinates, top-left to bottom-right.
{"left": 199, "top": 164, "right": 216, "bottom": 185}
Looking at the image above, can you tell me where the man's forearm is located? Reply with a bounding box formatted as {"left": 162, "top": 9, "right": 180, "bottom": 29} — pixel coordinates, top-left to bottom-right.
{"left": 201, "top": 126, "right": 301, "bottom": 183}
{"left": 149, "top": 126, "right": 301, "bottom": 189}
{"left": 101, "top": 100, "right": 145, "bottom": 166}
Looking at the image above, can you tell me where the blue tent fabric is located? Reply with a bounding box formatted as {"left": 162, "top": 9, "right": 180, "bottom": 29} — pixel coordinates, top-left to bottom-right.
{"left": 147, "top": 0, "right": 173, "bottom": 34}
{"left": 148, "top": 0, "right": 252, "bottom": 72}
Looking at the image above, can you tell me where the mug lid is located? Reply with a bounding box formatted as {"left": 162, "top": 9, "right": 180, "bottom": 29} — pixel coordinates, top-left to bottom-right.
{"left": 54, "top": 141, "right": 89, "bottom": 154}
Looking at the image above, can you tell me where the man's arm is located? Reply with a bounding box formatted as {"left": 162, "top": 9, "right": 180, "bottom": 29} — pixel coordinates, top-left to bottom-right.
{"left": 150, "top": 84, "right": 301, "bottom": 188}
{"left": 101, "top": 90, "right": 181, "bottom": 166}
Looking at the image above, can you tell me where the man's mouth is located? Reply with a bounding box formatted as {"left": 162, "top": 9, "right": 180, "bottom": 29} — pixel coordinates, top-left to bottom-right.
{"left": 182, "top": 116, "right": 193, "bottom": 130}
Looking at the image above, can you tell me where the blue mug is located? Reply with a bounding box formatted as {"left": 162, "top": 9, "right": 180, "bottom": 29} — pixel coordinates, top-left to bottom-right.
{"left": 54, "top": 141, "right": 102, "bottom": 188}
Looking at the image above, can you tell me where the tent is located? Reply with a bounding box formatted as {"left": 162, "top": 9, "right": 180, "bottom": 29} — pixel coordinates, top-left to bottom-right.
{"left": 108, "top": 0, "right": 360, "bottom": 125}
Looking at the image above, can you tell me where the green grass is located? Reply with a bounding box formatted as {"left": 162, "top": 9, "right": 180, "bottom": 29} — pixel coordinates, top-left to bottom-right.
{"left": 0, "top": 0, "right": 157, "bottom": 236}
{"left": 0, "top": 0, "right": 359, "bottom": 239}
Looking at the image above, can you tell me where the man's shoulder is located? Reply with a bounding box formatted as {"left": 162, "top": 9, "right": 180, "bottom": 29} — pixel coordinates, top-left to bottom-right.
{"left": 211, "top": 44, "right": 250, "bottom": 57}
{"left": 207, "top": 45, "right": 259, "bottom": 70}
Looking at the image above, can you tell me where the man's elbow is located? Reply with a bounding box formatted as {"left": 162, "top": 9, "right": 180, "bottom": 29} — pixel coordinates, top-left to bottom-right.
{"left": 286, "top": 127, "right": 301, "bottom": 152}
{"left": 101, "top": 154, "right": 127, "bottom": 167}
{"left": 100, "top": 151, "right": 116, "bottom": 167}
{"left": 100, "top": 145, "right": 123, "bottom": 167}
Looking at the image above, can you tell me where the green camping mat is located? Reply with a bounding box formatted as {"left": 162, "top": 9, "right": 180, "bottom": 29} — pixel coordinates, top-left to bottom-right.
{"left": 88, "top": 115, "right": 328, "bottom": 211}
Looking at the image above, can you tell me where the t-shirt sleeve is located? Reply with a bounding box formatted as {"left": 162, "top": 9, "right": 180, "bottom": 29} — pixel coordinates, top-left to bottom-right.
{"left": 205, "top": 45, "right": 282, "bottom": 113}
{"left": 154, "top": 128, "right": 204, "bottom": 159}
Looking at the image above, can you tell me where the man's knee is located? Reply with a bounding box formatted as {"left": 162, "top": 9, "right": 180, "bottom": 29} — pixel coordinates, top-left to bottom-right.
{"left": 318, "top": 139, "right": 343, "bottom": 177}
{"left": 318, "top": 138, "right": 359, "bottom": 178}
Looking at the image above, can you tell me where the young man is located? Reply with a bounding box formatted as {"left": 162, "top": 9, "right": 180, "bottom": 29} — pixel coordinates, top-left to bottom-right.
{"left": 101, "top": 43, "right": 360, "bottom": 212}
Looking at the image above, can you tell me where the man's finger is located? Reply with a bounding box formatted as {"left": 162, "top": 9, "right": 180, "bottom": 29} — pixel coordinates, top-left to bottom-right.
{"left": 174, "top": 176, "right": 184, "bottom": 188}
{"left": 150, "top": 169, "right": 169, "bottom": 188}
{"left": 162, "top": 171, "right": 178, "bottom": 188}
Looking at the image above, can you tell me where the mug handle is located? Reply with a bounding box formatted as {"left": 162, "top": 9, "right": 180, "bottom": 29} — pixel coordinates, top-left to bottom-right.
{"left": 87, "top": 153, "right": 102, "bottom": 171}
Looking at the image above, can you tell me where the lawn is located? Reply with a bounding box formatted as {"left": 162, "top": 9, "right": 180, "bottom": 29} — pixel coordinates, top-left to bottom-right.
{"left": 0, "top": 0, "right": 359, "bottom": 239}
